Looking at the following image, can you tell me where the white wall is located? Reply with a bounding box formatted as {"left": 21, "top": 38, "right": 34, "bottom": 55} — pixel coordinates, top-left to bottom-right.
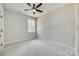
{"left": 37, "top": 4, "right": 75, "bottom": 48}
{"left": 78, "top": 4, "right": 79, "bottom": 55}
{"left": 4, "top": 9, "right": 35, "bottom": 44}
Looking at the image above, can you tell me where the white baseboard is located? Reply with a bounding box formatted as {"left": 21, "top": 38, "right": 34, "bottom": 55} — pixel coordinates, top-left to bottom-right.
{"left": 38, "top": 37, "right": 75, "bottom": 51}
{"left": 4, "top": 38, "right": 34, "bottom": 46}
{"left": 4, "top": 37, "right": 75, "bottom": 52}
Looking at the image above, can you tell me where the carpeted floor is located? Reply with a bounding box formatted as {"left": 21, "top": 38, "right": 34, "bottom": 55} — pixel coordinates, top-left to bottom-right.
{"left": 0, "top": 39, "right": 75, "bottom": 56}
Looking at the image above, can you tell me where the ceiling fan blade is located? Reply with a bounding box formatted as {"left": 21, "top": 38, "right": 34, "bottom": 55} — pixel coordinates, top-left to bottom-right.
{"left": 33, "top": 4, "right": 35, "bottom": 8}
{"left": 27, "top": 3, "right": 31, "bottom": 6}
{"left": 24, "top": 9, "right": 28, "bottom": 11}
{"left": 24, "top": 9, "right": 32, "bottom": 11}
{"left": 36, "top": 3, "right": 42, "bottom": 8}
{"left": 36, "top": 9, "right": 43, "bottom": 13}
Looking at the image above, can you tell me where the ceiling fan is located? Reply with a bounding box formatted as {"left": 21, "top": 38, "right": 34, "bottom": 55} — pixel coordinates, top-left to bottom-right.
{"left": 24, "top": 3, "right": 43, "bottom": 14}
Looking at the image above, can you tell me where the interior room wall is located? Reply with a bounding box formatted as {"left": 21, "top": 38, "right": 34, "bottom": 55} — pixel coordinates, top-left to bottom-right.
{"left": 37, "top": 4, "right": 75, "bottom": 49}
{"left": 4, "top": 9, "right": 36, "bottom": 44}
{"left": 78, "top": 4, "right": 79, "bottom": 56}
{"left": 0, "top": 4, "right": 4, "bottom": 52}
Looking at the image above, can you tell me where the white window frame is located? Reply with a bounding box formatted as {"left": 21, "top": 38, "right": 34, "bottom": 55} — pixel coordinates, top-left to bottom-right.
{"left": 28, "top": 18, "right": 35, "bottom": 32}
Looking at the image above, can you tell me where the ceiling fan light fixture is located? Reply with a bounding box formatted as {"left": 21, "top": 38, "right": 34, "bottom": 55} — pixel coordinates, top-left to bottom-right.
{"left": 32, "top": 9, "right": 36, "bottom": 12}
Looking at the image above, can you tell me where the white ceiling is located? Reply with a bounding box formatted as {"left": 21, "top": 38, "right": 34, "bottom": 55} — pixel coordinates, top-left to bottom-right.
{"left": 4, "top": 3, "right": 68, "bottom": 17}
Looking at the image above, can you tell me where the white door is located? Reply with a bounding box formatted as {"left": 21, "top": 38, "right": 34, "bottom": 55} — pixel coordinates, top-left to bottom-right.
{"left": 0, "top": 4, "right": 4, "bottom": 52}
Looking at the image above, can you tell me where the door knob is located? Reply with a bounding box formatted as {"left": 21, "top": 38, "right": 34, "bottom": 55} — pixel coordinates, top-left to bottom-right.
{"left": 0, "top": 35, "right": 1, "bottom": 37}
{"left": 1, "top": 29, "right": 2, "bottom": 32}
{"left": 1, "top": 16, "right": 2, "bottom": 18}
{"left": 1, "top": 43, "right": 3, "bottom": 46}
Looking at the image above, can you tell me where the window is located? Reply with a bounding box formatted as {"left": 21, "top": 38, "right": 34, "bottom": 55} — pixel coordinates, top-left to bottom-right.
{"left": 28, "top": 18, "right": 35, "bottom": 32}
